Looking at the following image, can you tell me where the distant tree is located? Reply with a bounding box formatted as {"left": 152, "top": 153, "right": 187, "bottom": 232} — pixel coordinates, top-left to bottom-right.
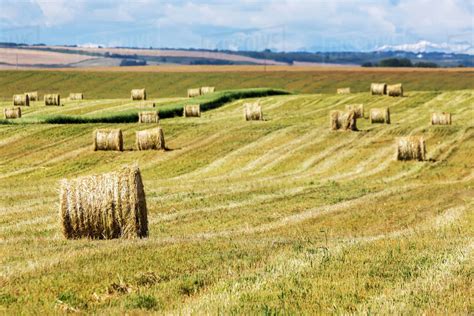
{"left": 361, "top": 62, "right": 374, "bottom": 67}
{"left": 120, "top": 59, "right": 147, "bottom": 66}
{"left": 379, "top": 58, "right": 413, "bottom": 67}
{"left": 413, "top": 62, "right": 438, "bottom": 68}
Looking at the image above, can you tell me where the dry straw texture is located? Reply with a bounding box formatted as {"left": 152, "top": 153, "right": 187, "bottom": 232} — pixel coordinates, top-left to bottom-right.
{"left": 431, "top": 112, "right": 452, "bottom": 125}
{"left": 200, "top": 86, "right": 215, "bottom": 95}
{"left": 187, "top": 88, "right": 201, "bottom": 98}
{"left": 59, "top": 165, "right": 148, "bottom": 239}
{"left": 244, "top": 102, "right": 263, "bottom": 121}
{"left": 387, "top": 83, "right": 403, "bottom": 97}
{"left": 13, "top": 94, "right": 29, "bottom": 106}
{"left": 4, "top": 107, "right": 21, "bottom": 119}
{"left": 93, "top": 129, "right": 123, "bottom": 151}
{"left": 138, "top": 111, "right": 159, "bottom": 123}
{"left": 44, "top": 94, "right": 61, "bottom": 106}
{"left": 396, "top": 136, "right": 426, "bottom": 161}
{"left": 136, "top": 128, "right": 165, "bottom": 150}
{"left": 330, "top": 110, "right": 357, "bottom": 131}
{"left": 370, "top": 83, "right": 387, "bottom": 95}
{"left": 183, "top": 104, "right": 201, "bottom": 117}
{"left": 25, "top": 91, "right": 38, "bottom": 101}
{"left": 69, "top": 93, "right": 84, "bottom": 100}
{"left": 370, "top": 107, "right": 391, "bottom": 124}
{"left": 337, "top": 87, "right": 351, "bottom": 94}
{"left": 345, "top": 104, "right": 364, "bottom": 118}
{"left": 131, "top": 89, "right": 146, "bottom": 101}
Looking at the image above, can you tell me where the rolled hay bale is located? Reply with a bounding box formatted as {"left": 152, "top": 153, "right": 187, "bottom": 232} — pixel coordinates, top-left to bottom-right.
{"left": 136, "top": 128, "right": 165, "bottom": 150}
{"left": 183, "top": 104, "right": 201, "bottom": 117}
{"left": 44, "top": 94, "right": 61, "bottom": 106}
{"left": 59, "top": 165, "right": 148, "bottom": 239}
{"left": 200, "top": 86, "right": 215, "bottom": 95}
{"left": 330, "top": 110, "right": 357, "bottom": 131}
{"left": 138, "top": 111, "right": 159, "bottom": 123}
{"left": 4, "top": 107, "right": 21, "bottom": 119}
{"left": 244, "top": 102, "right": 263, "bottom": 121}
{"left": 337, "top": 87, "right": 351, "bottom": 94}
{"left": 387, "top": 83, "right": 403, "bottom": 97}
{"left": 13, "top": 94, "right": 29, "bottom": 106}
{"left": 431, "top": 112, "right": 452, "bottom": 125}
{"left": 93, "top": 129, "right": 123, "bottom": 151}
{"left": 345, "top": 104, "right": 364, "bottom": 118}
{"left": 131, "top": 89, "right": 146, "bottom": 101}
{"left": 370, "top": 107, "right": 391, "bottom": 124}
{"left": 187, "top": 88, "right": 201, "bottom": 98}
{"left": 370, "top": 83, "right": 387, "bottom": 95}
{"left": 69, "top": 93, "right": 84, "bottom": 100}
{"left": 396, "top": 136, "right": 426, "bottom": 161}
{"left": 25, "top": 91, "right": 38, "bottom": 101}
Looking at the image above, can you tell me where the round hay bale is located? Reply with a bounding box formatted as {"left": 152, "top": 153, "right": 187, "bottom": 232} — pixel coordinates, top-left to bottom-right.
{"left": 370, "top": 107, "right": 391, "bottom": 124}
{"left": 337, "top": 87, "right": 351, "bottom": 94}
{"left": 330, "top": 110, "right": 357, "bottom": 131}
{"left": 136, "top": 128, "right": 165, "bottom": 150}
{"left": 44, "top": 94, "right": 61, "bottom": 106}
{"left": 138, "top": 111, "right": 159, "bottom": 123}
{"left": 183, "top": 104, "right": 201, "bottom": 117}
{"left": 4, "top": 107, "right": 21, "bottom": 119}
{"left": 431, "top": 112, "right": 452, "bottom": 125}
{"left": 93, "top": 129, "right": 123, "bottom": 151}
{"left": 387, "top": 83, "right": 403, "bottom": 97}
{"left": 25, "top": 91, "right": 38, "bottom": 101}
{"left": 187, "top": 88, "right": 201, "bottom": 98}
{"left": 370, "top": 83, "right": 387, "bottom": 95}
{"left": 59, "top": 165, "right": 148, "bottom": 239}
{"left": 244, "top": 102, "right": 263, "bottom": 121}
{"left": 69, "top": 93, "right": 84, "bottom": 100}
{"left": 396, "top": 136, "right": 426, "bottom": 161}
{"left": 345, "top": 104, "right": 364, "bottom": 118}
{"left": 131, "top": 89, "right": 146, "bottom": 101}
{"left": 200, "top": 86, "right": 215, "bottom": 95}
{"left": 13, "top": 94, "right": 29, "bottom": 106}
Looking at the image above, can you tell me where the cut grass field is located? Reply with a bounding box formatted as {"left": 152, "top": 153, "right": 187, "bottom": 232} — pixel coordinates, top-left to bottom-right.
{"left": 0, "top": 83, "right": 473, "bottom": 313}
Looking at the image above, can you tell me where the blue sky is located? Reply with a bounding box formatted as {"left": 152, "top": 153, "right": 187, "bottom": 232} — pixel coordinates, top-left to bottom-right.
{"left": 0, "top": 0, "right": 472, "bottom": 52}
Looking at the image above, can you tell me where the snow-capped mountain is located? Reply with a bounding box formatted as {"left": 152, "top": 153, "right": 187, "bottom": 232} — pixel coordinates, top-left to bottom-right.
{"left": 376, "top": 40, "right": 473, "bottom": 55}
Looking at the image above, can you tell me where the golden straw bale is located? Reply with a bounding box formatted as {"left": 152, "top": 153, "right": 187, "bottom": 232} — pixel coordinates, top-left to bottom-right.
{"left": 25, "top": 91, "right": 38, "bottom": 101}
{"left": 387, "top": 83, "right": 403, "bottom": 97}
{"left": 345, "top": 104, "right": 364, "bottom": 118}
{"left": 136, "top": 128, "right": 165, "bottom": 150}
{"left": 93, "top": 129, "right": 123, "bottom": 151}
{"left": 200, "top": 86, "right": 215, "bottom": 95}
{"left": 396, "top": 136, "right": 426, "bottom": 161}
{"left": 330, "top": 110, "right": 357, "bottom": 131}
{"left": 431, "top": 112, "right": 452, "bottom": 125}
{"left": 138, "top": 111, "right": 159, "bottom": 123}
{"left": 44, "top": 94, "right": 61, "bottom": 106}
{"left": 4, "top": 107, "right": 21, "bottom": 119}
{"left": 370, "top": 83, "right": 387, "bottom": 95}
{"left": 131, "top": 89, "right": 146, "bottom": 101}
{"left": 69, "top": 93, "right": 84, "bottom": 100}
{"left": 370, "top": 107, "right": 391, "bottom": 124}
{"left": 244, "top": 102, "right": 263, "bottom": 121}
{"left": 187, "top": 88, "right": 201, "bottom": 98}
{"left": 13, "top": 94, "right": 29, "bottom": 106}
{"left": 59, "top": 165, "right": 148, "bottom": 239}
{"left": 337, "top": 87, "right": 351, "bottom": 94}
{"left": 183, "top": 104, "right": 201, "bottom": 117}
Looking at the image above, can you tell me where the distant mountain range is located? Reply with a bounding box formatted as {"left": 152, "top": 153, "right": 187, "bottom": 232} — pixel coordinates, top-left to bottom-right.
{"left": 376, "top": 40, "right": 473, "bottom": 55}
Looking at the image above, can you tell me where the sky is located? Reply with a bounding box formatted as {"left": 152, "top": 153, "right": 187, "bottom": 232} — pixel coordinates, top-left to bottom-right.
{"left": 0, "top": 0, "right": 472, "bottom": 52}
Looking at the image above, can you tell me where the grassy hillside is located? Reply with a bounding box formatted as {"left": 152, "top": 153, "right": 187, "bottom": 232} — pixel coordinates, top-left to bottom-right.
{"left": 1, "top": 89, "right": 473, "bottom": 314}
{"left": 0, "top": 69, "right": 473, "bottom": 100}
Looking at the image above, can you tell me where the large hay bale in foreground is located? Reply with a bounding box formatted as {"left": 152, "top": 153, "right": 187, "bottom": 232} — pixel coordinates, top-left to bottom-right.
{"left": 337, "top": 87, "right": 351, "bottom": 94}
{"left": 69, "top": 93, "right": 84, "bottom": 100}
{"left": 183, "top": 104, "right": 201, "bottom": 117}
{"left": 131, "top": 89, "right": 146, "bottom": 101}
{"left": 136, "top": 128, "right": 165, "bottom": 150}
{"left": 244, "top": 102, "right": 263, "bottom": 121}
{"left": 345, "top": 104, "right": 364, "bottom": 118}
{"left": 187, "top": 88, "right": 201, "bottom": 98}
{"left": 138, "top": 111, "right": 159, "bottom": 123}
{"left": 25, "top": 91, "right": 38, "bottom": 101}
{"left": 200, "top": 86, "right": 215, "bottom": 95}
{"left": 387, "top": 83, "right": 403, "bottom": 97}
{"left": 370, "top": 107, "right": 391, "bottom": 124}
{"left": 59, "top": 165, "right": 148, "bottom": 239}
{"left": 93, "top": 129, "right": 123, "bottom": 151}
{"left": 4, "top": 107, "right": 21, "bottom": 119}
{"left": 370, "top": 83, "right": 387, "bottom": 95}
{"left": 13, "top": 94, "right": 29, "bottom": 106}
{"left": 330, "top": 110, "right": 357, "bottom": 131}
{"left": 431, "top": 112, "right": 452, "bottom": 125}
{"left": 396, "top": 136, "right": 426, "bottom": 161}
{"left": 44, "top": 94, "right": 61, "bottom": 106}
